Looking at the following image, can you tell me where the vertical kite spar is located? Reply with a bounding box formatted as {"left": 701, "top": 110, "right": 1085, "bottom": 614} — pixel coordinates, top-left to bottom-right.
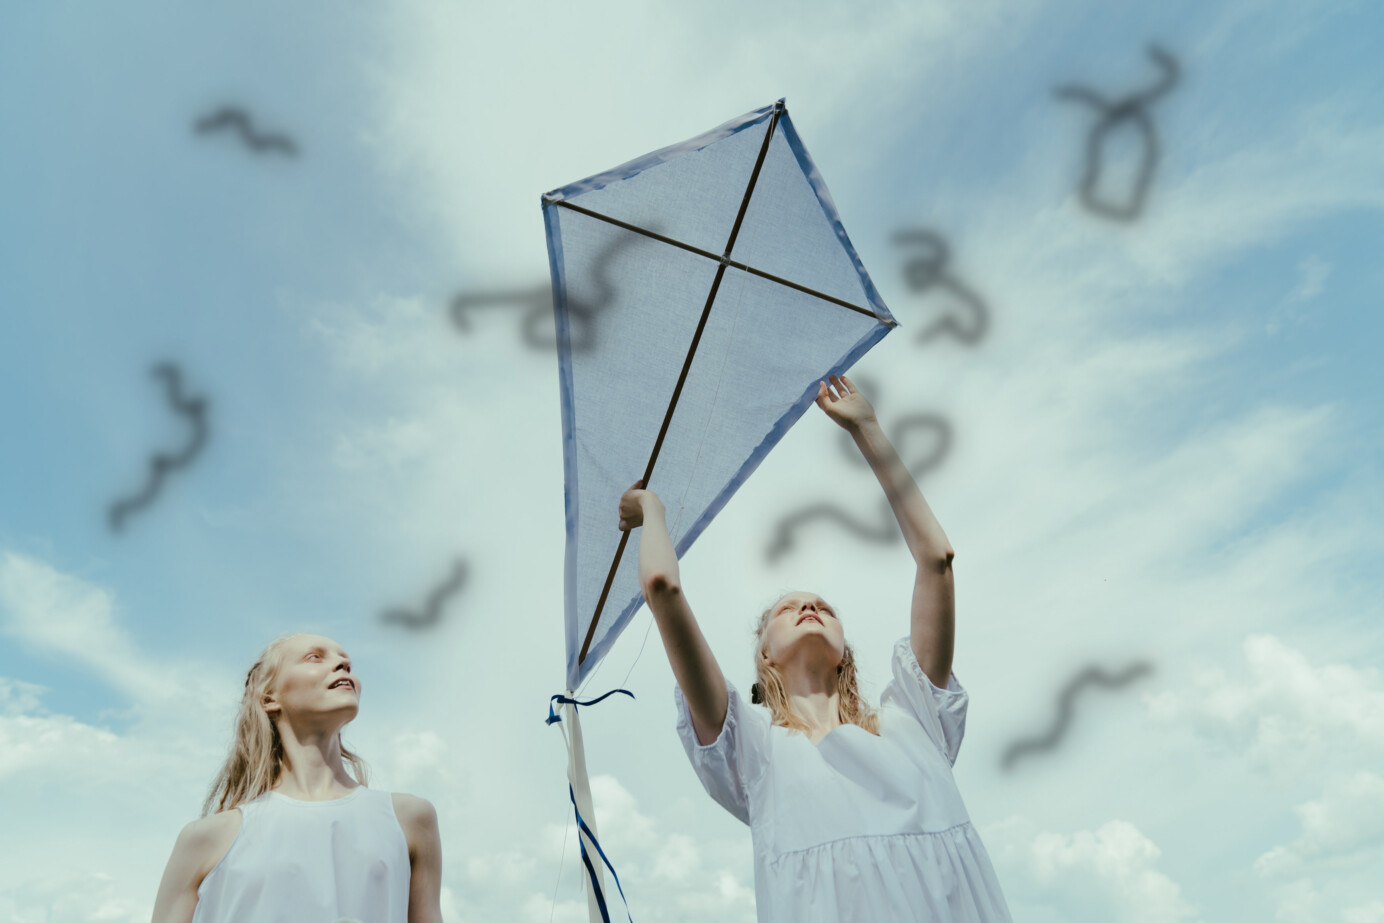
{"left": 542, "top": 98, "right": 896, "bottom": 921}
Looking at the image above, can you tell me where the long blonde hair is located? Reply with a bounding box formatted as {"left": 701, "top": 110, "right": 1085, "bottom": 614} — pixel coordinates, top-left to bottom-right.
{"left": 202, "top": 633, "right": 370, "bottom": 816}
{"left": 750, "top": 598, "right": 879, "bottom": 736}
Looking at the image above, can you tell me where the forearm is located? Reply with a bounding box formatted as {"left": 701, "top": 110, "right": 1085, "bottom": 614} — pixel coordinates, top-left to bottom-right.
{"left": 851, "top": 418, "right": 953, "bottom": 563}
{"left": 636, "top": 501, "right": 681, "bottom": 591}
{"left": 638, "top": 502, "right": 728, "bottom": 743}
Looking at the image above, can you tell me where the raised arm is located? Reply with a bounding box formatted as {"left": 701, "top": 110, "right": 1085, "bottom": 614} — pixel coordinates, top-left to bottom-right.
{"left": 815, "top": 375, "right": 956, "bottom": 688}
{"left": 619, "top": 481, "right": 728, "bottom": 744}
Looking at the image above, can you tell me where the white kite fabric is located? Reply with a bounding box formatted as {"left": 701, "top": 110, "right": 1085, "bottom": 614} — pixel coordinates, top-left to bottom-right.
{"left": 543, "top": 99, "right": 897, "bottom": 691}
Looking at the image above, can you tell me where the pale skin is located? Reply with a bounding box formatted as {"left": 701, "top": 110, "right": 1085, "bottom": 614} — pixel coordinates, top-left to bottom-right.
{"left": 150, "top": 634, "right": 444, "bottom": 923}
{"left": 619, "top": 374, "right": 956, "bottom": 746}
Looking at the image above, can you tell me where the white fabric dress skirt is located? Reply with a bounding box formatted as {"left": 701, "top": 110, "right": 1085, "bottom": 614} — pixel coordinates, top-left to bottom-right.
{"left": 675, "top": 638, "right": 1012, "bottom": 922}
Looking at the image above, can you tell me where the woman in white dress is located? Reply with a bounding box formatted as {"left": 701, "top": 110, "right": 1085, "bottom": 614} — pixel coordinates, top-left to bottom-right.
{"left": 618, "top": 374, "right": 1012, "bottom": 922}
{"left": 150, "top": 633, "right": 444, "bottom": 923}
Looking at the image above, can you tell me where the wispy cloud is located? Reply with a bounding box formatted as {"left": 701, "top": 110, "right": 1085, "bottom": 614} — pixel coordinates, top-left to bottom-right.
{"left": 360, "top": 0, "right": 1047, "bottom": 280}
{"left": 0, "top": 552, "right": 179, "bottom": 705}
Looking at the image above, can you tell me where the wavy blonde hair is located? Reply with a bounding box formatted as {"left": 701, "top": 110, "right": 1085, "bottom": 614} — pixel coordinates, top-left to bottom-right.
{"left": 202, "top": 633, "right": 370, "bottom": 816}
{"left": 750, "top": 596, "right": 879, "bottom": 736}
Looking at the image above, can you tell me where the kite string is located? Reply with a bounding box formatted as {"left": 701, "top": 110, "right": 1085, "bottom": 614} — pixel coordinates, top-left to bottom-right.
{"left": 549, "top": 812, "right": 571, "bottom": 923}
{"left": 617, "top": 614, "right": 656, "bottom": 691}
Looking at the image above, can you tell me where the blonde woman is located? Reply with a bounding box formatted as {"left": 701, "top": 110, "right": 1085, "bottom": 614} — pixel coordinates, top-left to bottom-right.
{"left": 151, "top": 633, "right": 443, "bottom": 923}
{"left": 618, "top": 375, "right": 1011, "bottom": 922}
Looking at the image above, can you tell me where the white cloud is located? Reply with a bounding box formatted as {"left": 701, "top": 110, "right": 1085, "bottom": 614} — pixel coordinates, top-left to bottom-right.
{"left": 1264, "top": 877, "right": 1325, "bottom": 923}
{"left": 1286, "top": 254, "right": 1332, "bottom": 305}
{"left": 0, "top": 872, "right": 149, "bottom": 923}
{"left": 1117, "top": 109, "right": 1384, "bottom": 288}
{"left": 1142, "top": 637, "right": 1384, "bottom": 922}
{"left": 0, "top": 552, "right": 177, "bottom": 704}
{"left": 1267, "top": 254, "right": 1333, "bottom": 334}
{"left": 1144, "top": 635, "right": 1384, "bottom": 778}
{"left": 521, "top": 892, "right": 589, "bottom": 923}
{"left": 0, "top": 553, "right": 236, "bottom": 791}
{"left": 0, "top": 687, "right": 122, "bottom": 780}
{"left": 986, "top": 816, "right": 1201, "bottom": 923}
{"left": 1258, "top": 772, "right": 1384, "bottom": 871}
{"left": 0, "top": 677, "right": 46, "bottom": 716}
{"left": 515, "top": 774, "right": 756, "bottom": 923}
{"left": 376, "top": 729, "right": 455, "bottom": 791}
{"left": 1344, "top": 901, "right": 1384, "bottom": 923}
{"left": 1253, "top": 772, "right": 1384, "bottom": 922}
{"left": 0, "top": 552, "right": 242, "bottom": 923}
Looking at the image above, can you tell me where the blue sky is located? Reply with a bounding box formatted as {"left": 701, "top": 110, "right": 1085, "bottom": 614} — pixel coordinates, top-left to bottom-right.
{"left": 2, "top": 2, "right": 1383, "bottom": 921}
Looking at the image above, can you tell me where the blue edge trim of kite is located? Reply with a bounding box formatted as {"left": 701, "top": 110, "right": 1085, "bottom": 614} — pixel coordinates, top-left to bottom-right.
{"left": 543, "top": 98, "right": 898, "bottom": 689}
{"left": 542, "top": 100, "right": 778, "bottom": 205}
{"left": 542, "top": 200, "right": 582, "bottom": 685}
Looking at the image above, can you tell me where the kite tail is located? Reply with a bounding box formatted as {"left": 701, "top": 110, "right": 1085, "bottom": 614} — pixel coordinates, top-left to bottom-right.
{"left": 551, "top": 693, "right": 636, "bottom": 923}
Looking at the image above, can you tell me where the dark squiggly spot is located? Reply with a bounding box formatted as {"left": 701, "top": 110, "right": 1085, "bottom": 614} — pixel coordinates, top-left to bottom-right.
{"left": 193, "top": 105, "right": 299, "bottom": 157}
{"left": 381, "top": 559, "right": 469, "bottom": 630}
{"left": 449, "top": 229, "right": 637, "bottom": 354}
{"left": 1001, "top": 661, "right": 1155, "bottom": 771}
{"left": 772, "top": 380, "right": 954, "bottom": 562}
{"left": 108, "top": 363, "right": 209, "bottom": 532}
{"left": 892, "top": 230, "right": 989, "bottom": 345}
{"left": 1055, "top": 45, "right": 1180, "bottom": 222}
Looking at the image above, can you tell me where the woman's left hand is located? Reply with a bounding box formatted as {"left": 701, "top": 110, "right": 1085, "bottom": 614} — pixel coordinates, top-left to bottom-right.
{"left": 619, "top": 479, "right": 663, "bottom": 531}
{"left": 814, "top": 374, "right": 877, "bottom": 431}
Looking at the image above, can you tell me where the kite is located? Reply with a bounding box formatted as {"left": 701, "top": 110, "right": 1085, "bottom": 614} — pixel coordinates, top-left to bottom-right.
{"left": 542, "top": 98, "right": 897, "bottom": 921}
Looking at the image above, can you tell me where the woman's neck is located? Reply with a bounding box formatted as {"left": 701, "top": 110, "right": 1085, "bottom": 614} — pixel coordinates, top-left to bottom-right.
{"left": 780, "top": 666, "right": 842, "bottom": 742}
{"left": 273, "top": 720, "right": 356, "bottom": 799}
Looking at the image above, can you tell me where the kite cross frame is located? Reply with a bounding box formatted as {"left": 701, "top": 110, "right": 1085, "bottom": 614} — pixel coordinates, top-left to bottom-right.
{"left": 567, "top": 100, "right": 891, "bottom": 668}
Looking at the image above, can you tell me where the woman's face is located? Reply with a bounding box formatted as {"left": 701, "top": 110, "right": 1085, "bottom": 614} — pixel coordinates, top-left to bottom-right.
{"left": 761, "top": 591, "right": 846, "bottom": 671}
{"left": 264, "top": 634, "right": 360, "bottom": 724}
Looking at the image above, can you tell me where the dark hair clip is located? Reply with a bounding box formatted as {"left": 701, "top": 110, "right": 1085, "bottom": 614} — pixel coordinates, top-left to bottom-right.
{"left": 750, "top": 682, "right": 764, "bottom": 704}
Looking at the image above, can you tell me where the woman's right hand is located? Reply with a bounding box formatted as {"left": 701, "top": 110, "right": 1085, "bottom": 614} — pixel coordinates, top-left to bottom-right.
{"left": 815, "top": 374, "right": 878, "bottom": 432}
{"left": 618, "top": 480, "right": 663, "bottom": 531}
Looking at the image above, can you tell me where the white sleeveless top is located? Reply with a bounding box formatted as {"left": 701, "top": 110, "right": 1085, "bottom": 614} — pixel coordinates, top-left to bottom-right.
{"left": 191, "top": 786, "right": 411, "bottom": 923}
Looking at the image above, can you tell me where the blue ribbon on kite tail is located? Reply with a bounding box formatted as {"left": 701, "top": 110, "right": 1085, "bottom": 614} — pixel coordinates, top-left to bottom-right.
{"left": 570, "top": 784, "right": 635, "bottom": 923}
{"left": 546, "top": 688, "right": 635, "bottom": 725}
{"left": 546, "top": 689, "right": 637, "bottom": 920}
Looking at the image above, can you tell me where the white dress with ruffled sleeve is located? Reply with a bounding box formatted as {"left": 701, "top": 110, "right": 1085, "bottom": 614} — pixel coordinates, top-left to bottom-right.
{"left": 674, "top": 637, "right": 1012, "bottom": 922}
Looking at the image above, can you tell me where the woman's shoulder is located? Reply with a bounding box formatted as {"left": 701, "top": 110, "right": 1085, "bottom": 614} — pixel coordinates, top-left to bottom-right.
{"left": 176, "top": 808, "right": 243, "bottom": 879}
{"left": 390, "top": 792, "right": 440, "bottom": 857}
{"left": 390, "top": 793, "right": 439, "bottom": 829}
{"left": 182, "top": 808, "right": 242, "bottom": 843}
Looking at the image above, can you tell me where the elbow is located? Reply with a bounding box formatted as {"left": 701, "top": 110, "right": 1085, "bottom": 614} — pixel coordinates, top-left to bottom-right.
{"left": 921, "top": 547, "right": 954, "bottom": 571}
{"left": 642, "top": 572, "right": 682, "bottom": 599}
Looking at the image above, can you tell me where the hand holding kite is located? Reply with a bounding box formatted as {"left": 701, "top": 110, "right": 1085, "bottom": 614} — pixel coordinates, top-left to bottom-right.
{"left": 814, "top": 374, "right": 878, "bottom": 432}
{"left": 617, "top": 479, "right": 660, "bottom": 531}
